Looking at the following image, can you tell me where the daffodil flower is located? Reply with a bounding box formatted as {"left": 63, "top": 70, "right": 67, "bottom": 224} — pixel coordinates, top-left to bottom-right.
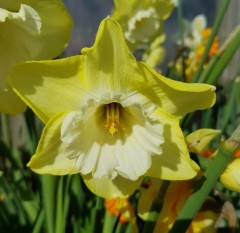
{"left": 220, "top": 158, "right": 240, "bottom": 192}
{"left": 0, "top": 0, "right": 72, "bottom": 114}
{"left": 112, "top": 0, "right": 174, "bottom": 49}
{"left": 185, "top": 128, "right": 221, "bottom": 155}
{"left": 9, "top": 17, "right": 216, "bottom": 198}
{"left": 142, "top": 35, "right": 166, "bottom": 68}
{"left": 175, "top": 14, "right": 219, "bottom": 81}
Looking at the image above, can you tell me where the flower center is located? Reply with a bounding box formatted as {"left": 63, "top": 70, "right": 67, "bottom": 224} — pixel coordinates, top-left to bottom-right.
{"left": 104, "top": 103, "right": 121, "bottom": 136}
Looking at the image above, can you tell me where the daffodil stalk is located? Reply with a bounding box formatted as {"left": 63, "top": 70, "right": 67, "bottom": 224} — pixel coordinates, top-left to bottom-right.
{"left": 217, "top": 78, "right": 240, "bottom": 132}
{"left": 205, "top": 27, "right": 240, "bottom": 85}
{"left": 32, "top": 209, "right": 44, "bottom": 233}
{"left": 41, "top": 175, "right": 56, "bottom": 233}
{"left": 198, "top": 26, "right": 240, "bottom": 84}
{"left": 192, "top": 0, "right": 230, "bottom": 82}
{"left": 103, "top": 211, "right": 118, "bottom": 233}
{"left": 169, "top": 123, "right": 240, "bottom": 233}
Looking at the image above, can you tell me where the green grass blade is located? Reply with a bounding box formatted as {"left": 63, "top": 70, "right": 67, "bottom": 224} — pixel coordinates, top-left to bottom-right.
{"left": 193, "top": 0, "right": 230, "bottom": 82}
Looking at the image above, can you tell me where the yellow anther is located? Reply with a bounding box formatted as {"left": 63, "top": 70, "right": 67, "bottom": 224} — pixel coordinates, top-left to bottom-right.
{"left": 104, "top": 103, "right": 121, "bottom": 136}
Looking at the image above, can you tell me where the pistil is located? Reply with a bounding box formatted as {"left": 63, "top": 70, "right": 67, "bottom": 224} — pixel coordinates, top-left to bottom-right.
{"left": 104, "top": 103, "right": 121, "bottom": 136}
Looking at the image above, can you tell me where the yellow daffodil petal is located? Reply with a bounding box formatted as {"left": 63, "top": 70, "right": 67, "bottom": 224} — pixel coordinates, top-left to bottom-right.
{"left": 220, "top": 158, "right": 240, "bottom": 192}
{"left": 8, "top": 56, "right": 85, "bottom": 123}
{"left": 146, "top": 108, "right": 199, "bottom": 180}
{"left": 82, "top": 173, "right": 143, "bottom": 198}
{"left": 81, "top": 17, "right": 142, "bottom": 95}
{"left": 186, "top": 128, "right": 221, "bottom": 154}
{"left": 0, "top": 0, "right": 72, "bottom": 114}
{"left": 138, "top": 63, "right": 216, "bottom": 118}
{"left": 0, "top": 0, "right": 72, "bottom": 60}
{"left": 28, "top": 112, "right": 79, "bottom": 175}
{"left": 138, "top": 178, "right": 162, "bottom": 220}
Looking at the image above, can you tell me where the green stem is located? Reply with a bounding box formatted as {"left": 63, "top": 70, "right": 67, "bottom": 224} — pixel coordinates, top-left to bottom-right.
{"left": 103, "top": 211, "right": 117, "bottom": 233}
{"left": 64, "top": 175, "right": 72, "bottom": 218}
{"left": 115, "top": 222, "right": 127, "bottom": 233}
{"left": 169, "top": 124, "right": 240, "bottom": 233}
{"left": 32, "top": 209, "right": 44, "bottom": 233}
{"left": 90, "top": 196, "right": 103, "bottom": 233}
{"left": 198, "top": 56, "right": 218, "bottom": 83}
{"left": 55, "top": 176, "right": 65, "bottom": 233}
{"left": 41, "top": 175, "right": 56, "bottom": 233}
{"left": 192, "top": 0, "right": 230, "bottom": 82}
{"left": 206, "top": 28, "right": 240, "bottom": 85}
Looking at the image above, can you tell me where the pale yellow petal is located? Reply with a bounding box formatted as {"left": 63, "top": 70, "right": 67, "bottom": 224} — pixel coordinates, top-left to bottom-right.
{"left": 146, "top": 108, "right": 199, "bottom": 180}
{"left": 220, "top": 158, "right": 240, "bottom": 192}
{"left": 0, "top": 0, "right": 72, "bottom": 114}
{"left": 8, "top": 56, "right": 85, "bottom": 123}
{"left": 81, "top": 17, "right": 141, "bottom": 95}
{"left": 186, "top": 128, "right": 221, "bottom": 154}
{"left": 137, "top": 63, "right": 216, "bottom": 118}
{"left": 138, "top": 178, "right": 162, "bottom": 220}
{"left": 82, "top": 174, "right": 143, "bottom": 198}
{"left": 28, "top": 112, "right": 79, "bottom": 175}
{"left": 0, "top": 0, "right": 73, "bottom": 60}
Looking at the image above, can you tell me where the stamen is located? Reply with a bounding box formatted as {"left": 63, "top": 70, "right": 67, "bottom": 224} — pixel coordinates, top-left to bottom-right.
{"left": 104, "top": 103, "right": 121, "bottom": 136}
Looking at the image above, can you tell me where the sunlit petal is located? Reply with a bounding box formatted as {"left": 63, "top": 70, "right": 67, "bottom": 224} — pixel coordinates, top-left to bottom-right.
{"left": 8, "top": 57, "right": 85, "bottom": 123}
{"left": 82, "top": 173, "right": 143, "bottom": 198}
{"left": 220, "top": 158, "right": 240, "bottom": 192}
{"left": 146, "top": 108, "right": 199, "bottom": 180}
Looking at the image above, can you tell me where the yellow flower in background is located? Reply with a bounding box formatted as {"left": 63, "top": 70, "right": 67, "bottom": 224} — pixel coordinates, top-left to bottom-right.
{"left": 220, "top": 156, "right": 240, "bottom": 193}
{"left": 112, "top": 0, "right": 174, "bottom": 49}
{"left": 9, "top": 17, "right": 216, "bottom": 198}
{"left": 189, "top": 129, "right": 240, "bottom": 193}
{"left": 185, "top": 128, "right": 221, "bottom": 155}
{"left": 175, "top": 15, "right": 219, "bottom": 81}
{"left": 142, "top": 35, "right": 166, "bottom": 68}
{"left": 0, "top": 0, "right": 72, "bottom": 114}
{"left": 197, "top": 146, "right": 240, "bottom": 192}
{"left": 138, "top": 180, "right": 220, "bottom": 233}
